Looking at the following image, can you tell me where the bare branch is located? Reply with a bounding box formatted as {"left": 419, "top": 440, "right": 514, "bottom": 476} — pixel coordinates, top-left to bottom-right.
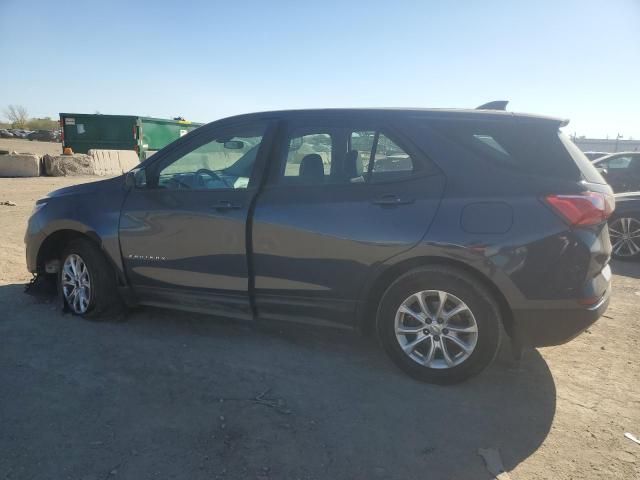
{"left": 4, "top": 104, "right": 29, "bottom": 128}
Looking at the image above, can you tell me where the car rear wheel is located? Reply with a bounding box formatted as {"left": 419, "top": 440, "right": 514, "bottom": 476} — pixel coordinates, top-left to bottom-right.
{"left": 609, "top": 215, "right": 640, "bottom": 260}
{"left": 59, "top": 239, "right": 122, "bottom": 318}
{"left": 377, "top": 266, "right": 501, "bottom": 384}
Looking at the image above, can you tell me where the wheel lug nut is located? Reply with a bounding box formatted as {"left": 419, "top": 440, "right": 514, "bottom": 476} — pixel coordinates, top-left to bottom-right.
{"left": 442, "top": 328, "right": 449, "bottom": 335}
{"left": 433, "top": 335, "right": 440, "bottom": 341}
{"left": 437, "top": 319, "right": 443, "bottom": 324}
{"left": 425, "top": 319, "right": 432, "bottom": 324}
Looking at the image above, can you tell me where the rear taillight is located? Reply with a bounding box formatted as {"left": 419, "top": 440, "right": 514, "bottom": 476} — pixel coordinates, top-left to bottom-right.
{"left": 544, "top": 192, "right": 615, "bottom": 227}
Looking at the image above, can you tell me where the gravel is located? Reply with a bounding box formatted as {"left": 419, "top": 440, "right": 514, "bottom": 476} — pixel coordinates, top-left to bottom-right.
{"left": 0, "top": 177, "right": 638, "bottom": 480}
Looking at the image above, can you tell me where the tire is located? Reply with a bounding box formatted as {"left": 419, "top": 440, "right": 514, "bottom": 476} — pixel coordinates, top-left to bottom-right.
{"left": 58, "top": 238, "right": 122, "bottom": 319}
{"left": 376, "top": 266, "right": 501, "bottom": 384}
{"left": 609, "top": 214, "right": 640, "bottom": 260}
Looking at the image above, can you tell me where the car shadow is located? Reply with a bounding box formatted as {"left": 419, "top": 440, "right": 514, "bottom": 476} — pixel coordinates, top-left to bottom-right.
{"left": 2, "top": 283, "right": 556, "bottom": 480}
{"left": 610, "top": 259, "right": 640, "bottom": 279}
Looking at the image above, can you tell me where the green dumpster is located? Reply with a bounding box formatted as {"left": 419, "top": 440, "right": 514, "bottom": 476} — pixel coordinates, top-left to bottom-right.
{"left": 60, "top": 113, "right": 203, "bottom": 160}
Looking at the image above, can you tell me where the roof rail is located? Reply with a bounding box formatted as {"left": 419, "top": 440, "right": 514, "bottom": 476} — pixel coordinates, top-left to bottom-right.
{"left": 476, "top": 100, "right": 509, "bottom": 111}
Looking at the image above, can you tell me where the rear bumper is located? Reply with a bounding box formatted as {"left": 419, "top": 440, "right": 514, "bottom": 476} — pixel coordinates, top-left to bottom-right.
{"left": 511, "top": 287, "right": 610, "bottom": 347}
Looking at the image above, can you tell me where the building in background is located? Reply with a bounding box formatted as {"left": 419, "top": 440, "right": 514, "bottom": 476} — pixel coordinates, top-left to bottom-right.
{"left": 573, "top": 137, "right": 640, "bottom": 154}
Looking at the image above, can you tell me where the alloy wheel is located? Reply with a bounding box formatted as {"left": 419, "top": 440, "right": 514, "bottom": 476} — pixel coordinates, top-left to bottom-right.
{"left": 394, "top": 290, "right": 479, "bottom": 369}
{"left": 62, "top": 253, "right": 92, "bottom": 314}
{"left": 609, "top": 217, "right": 640, "bottom": 258}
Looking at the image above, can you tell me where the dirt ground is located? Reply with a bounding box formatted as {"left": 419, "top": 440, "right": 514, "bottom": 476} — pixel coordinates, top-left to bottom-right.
{"left": 0, "top": 138, "right": 62, "bottom": 156}
{"left": 0, "top": 176, "right": 638, "bottom": 480}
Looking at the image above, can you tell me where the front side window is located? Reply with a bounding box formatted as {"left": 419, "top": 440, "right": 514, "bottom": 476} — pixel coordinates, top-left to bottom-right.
{"left": 602, "top": 155, "right": 632, "bottom": 169}
{"left": 157, "top": 125, "right": 266, "bottom": 190}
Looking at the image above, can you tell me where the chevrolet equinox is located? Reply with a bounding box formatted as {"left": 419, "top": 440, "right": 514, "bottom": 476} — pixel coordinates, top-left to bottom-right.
{"left": 25, "top": 107, "right": 614, "bottom": 384}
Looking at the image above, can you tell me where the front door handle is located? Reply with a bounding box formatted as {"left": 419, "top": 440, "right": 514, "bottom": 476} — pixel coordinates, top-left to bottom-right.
{"left": 372, "top": 195, "right": 415, "bottom": 206}
{"left": 212, "top": 200, "right": 243, "bottom": 210}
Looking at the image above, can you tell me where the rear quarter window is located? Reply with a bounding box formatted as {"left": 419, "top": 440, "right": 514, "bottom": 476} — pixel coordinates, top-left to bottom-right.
{"left": 426, "top": 119, "right": 605, "bottom": 183}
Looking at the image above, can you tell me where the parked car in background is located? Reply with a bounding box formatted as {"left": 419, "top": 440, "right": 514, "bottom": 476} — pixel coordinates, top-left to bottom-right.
{"left": 27, "top": 129, "right": 57, "bottom": 142}
{"left": 25, "top": 107, "right": 614, "bottom": 384}
{"left": 19, "top": 129, "right": 31, "bottom": 139}
{"left": 584, "top": 151, "right": 608, "bottom": 161}
{"left": 9, "top": 129, "right": 30, "bottom": 138}
{"left": 608, "top": 192, "right": 640, "bottom": 260}
{"left": 593, "top": 152, "right": 640, "bottom": 192}
{"left": 0, "top": 129, "right": 14, "bottom": 138}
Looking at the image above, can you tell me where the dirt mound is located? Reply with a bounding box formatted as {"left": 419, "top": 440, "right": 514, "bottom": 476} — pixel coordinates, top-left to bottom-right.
{"left": 42, "top": 154, "right": 95, "bottom": 176}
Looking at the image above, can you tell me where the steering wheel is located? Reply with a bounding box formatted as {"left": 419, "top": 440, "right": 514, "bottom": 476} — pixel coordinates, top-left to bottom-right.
{"left": 195, "top": 168, "right": 231, "bottom": 188}
{"left": 165, "top": 176, "right": 194, "bottom": 190}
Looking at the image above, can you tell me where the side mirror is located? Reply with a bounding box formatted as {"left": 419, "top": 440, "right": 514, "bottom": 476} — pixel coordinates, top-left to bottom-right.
{"left": 124, "top": 168, "right": 146, "bottom": 189}
{"left": 223, "top": 140, "right": 245, "bottom": 150}
{"left": 124, "top": 170, "right": 136, "bottom": 188}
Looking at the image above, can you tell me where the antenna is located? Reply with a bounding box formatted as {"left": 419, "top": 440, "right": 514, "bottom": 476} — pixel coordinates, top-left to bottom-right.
{"left": 476, "top": 101, "right": 509, "bottom": 111}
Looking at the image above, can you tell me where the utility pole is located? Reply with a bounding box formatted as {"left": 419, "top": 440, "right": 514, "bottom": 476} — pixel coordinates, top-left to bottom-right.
{"left": 614, "top": 133, "right": 623, "bottom": 152}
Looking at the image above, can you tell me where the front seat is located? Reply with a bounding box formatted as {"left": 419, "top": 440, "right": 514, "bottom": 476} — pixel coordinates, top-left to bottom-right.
{"left": 343, "top": 150, "right": 360, "bottom": 179}
{"left": 299, "top": 154, "right": 325, "bottom": 183}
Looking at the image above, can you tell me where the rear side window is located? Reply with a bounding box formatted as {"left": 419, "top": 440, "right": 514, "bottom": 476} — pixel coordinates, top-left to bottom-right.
{"left": 284, "top": 132, "right": 333, "bottom": 178}
{"left": 349, "top": 131, "right": 415, "bottom": 182}
{"left": 278, "top": 125, "right": 421, "bottom": 185}
{"left": 428, "top": 119, "right": 606, "bottom": 183}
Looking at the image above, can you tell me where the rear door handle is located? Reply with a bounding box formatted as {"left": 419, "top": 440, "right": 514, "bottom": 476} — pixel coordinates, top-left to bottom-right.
{"left": 212, "top": 200, "right": 243, "bottom": 210}
{"left": 372, "top": 195, "right": 415, "bottom": 206}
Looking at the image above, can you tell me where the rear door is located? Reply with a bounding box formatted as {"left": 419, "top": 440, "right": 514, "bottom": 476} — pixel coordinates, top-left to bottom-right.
{"left": 119, "top": 119, "right": 275, "bottom": 319}
{"left": 251, "top": 113, "right": 445, "bottom": 327}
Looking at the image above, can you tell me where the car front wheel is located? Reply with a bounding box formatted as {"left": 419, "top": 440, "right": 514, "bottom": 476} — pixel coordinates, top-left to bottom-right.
{"left": 59, "top": 239, "right": 122, "bottom": 318}
{"left": 377, "top": 266, "right": 501, "bottom": 384}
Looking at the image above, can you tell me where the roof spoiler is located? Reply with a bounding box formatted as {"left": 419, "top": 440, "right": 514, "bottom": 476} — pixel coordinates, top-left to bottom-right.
{"left": 476, "top": 100, "right": 509, "bottom": 111}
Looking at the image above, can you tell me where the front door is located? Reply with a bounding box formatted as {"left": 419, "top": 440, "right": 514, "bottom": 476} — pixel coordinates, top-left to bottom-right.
{"left": 119, "top": 120, "right": 275, "bottom": 319}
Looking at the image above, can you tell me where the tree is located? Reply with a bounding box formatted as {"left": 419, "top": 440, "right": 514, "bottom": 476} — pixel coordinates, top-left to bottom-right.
{"left": 26, "top": 117, "right": 58, "bottom": 131}
{"left": 4, "top": 104, "right": 29, "bottom": 128}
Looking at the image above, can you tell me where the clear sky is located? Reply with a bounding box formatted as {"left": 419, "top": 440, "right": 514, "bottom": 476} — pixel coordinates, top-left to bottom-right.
{"left": 1, "top": 0, "right": 638, "bottom": 138}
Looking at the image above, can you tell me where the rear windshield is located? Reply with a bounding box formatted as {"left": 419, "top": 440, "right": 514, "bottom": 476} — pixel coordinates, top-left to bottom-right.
{"left": 427, "top": 119, "right": 606, "bottom": 183}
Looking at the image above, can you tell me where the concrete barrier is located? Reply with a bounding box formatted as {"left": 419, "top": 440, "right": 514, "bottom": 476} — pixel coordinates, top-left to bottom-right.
{"left": 0, "top": 154, "right": 40, "bottom": 177}
{"left": 88, "top": 149, "right": 140, "bottom": 175}
{"left": 42, "top": 150, "right": 140, "bottom": 177}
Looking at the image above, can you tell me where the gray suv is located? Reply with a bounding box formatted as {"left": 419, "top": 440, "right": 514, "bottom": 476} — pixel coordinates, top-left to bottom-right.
{"left": 25, "top": 108, "right": 613, "bottom": 383}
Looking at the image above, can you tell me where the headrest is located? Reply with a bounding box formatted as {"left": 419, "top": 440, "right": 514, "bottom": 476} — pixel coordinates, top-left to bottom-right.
{"left": 299, "top": 154, "right": 325, "bottom": 182}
